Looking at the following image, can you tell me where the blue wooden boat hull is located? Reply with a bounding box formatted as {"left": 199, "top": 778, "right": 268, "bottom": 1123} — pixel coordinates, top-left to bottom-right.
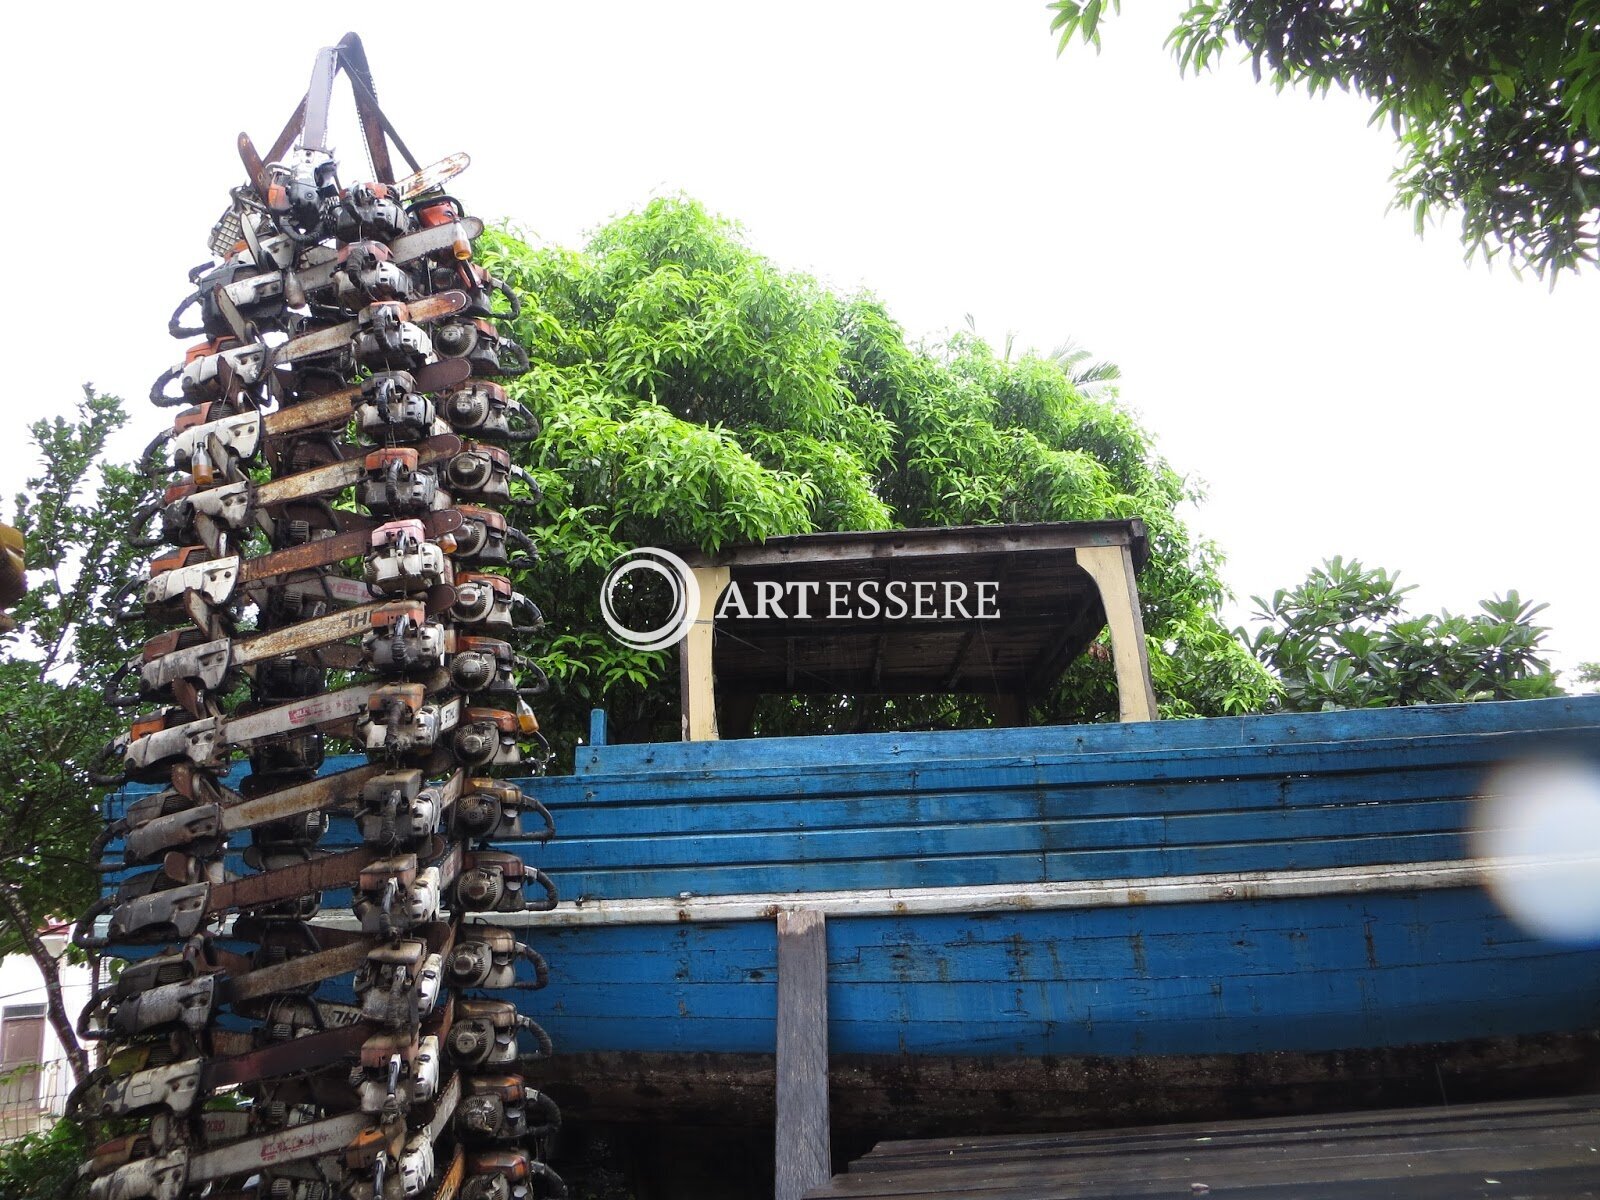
{"left": 531, "top": 891, "right": 1600, "bottom": 1059}
{"left": 101, "top": 698, "right": 1600, "bottom": 1129}
{"left": 500, "top": 697, "right": 1600, "bottom": 1128}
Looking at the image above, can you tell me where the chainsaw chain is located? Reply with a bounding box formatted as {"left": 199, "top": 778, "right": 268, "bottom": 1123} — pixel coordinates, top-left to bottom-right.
{"left": 75, "top": 38, "right": 565, "bottom": 1200}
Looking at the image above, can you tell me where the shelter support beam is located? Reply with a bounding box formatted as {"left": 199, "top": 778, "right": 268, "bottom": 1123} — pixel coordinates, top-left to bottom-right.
{"left": 681, "top": 565, "right": 731, "bottom": 741}
{"left": 1074, "top": 543, "right": 1158, "bottom": 723}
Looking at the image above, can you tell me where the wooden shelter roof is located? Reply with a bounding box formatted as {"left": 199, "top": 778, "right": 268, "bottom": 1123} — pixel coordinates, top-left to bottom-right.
{"left": 679, "top": 519, "right": 1148, "bottom": 698}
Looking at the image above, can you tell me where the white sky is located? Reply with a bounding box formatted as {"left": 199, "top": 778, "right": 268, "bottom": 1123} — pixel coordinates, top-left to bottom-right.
{"left": 2, "top": 2, "right": 1595, "bottom": 675}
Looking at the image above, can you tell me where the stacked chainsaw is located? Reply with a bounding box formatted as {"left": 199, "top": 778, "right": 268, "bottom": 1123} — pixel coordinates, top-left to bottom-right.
{"left": 73, "top": 34, "right": 566, "bottom": 1200}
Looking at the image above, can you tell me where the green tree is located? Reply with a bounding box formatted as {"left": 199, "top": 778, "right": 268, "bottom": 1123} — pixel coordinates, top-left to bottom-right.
{"left": 480, "top": 197, "right": 1273, "bottom": 757}
{"left": 1244, "top": 556, "right": 1563, "bottom": 711}
{"left": 1048, "top": 1, "right": 1600, "bottom": 279}
{"left": 0, "top": 388, "right": 149, "bottom": 1084}
{"left": 0, "top": 1119, "right": 87, "bottom": 1200}
{"left": 1047, "top": 336, "right": 1122, "bottom": 398}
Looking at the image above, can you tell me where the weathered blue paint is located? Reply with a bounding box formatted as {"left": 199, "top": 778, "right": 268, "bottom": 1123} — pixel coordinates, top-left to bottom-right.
{"left": 498, "top": 696, "right": 1600, "bottom": 1063}
{"left": 569, "top": 695, "right": 1600, "bottom": 776}
{"left": 505, "top": 698, "right": 1597, "bottom": 904}
{"left": 526, "top": 890, "right": 1600, "bottom": 1057}
{"left": 97, "top": 696, "right": 1600, "bottom": 1069}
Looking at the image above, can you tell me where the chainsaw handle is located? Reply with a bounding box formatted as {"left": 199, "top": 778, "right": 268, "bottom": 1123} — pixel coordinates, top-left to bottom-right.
{"left": 519, "top": 943, "right": 550, "bottom": 990}
{"left": 509, "top": 465, "right": 544, "bottom": 507}
{"left": 77, "top": 982, "right": 114, "bottom": 1039}
{"left": 107, "top": 576, "right": 149, "bottom": 626}
{"left": 169, "top": 289, "right": 206, "bottom": 339}
{"left": 88, "top": 818, "right": 131, "bottom": 873}
{"left": 525, "top": 866, "right": 559, "bottom": 914}
{"left": 526, "top": 729, "right": 553, "bottom": 774}
{"left": 410, "top": 192, "right": 469, "bottom": 221}
{"left": 522, "top": 797, "right": 556, "bottom": 845}
{"left": 139, "top": 426, "right": 174, "bottom": 477}
{"left": 493, "top": 336, "right": 530, "bottom": 377}
{"left": 150, "top": 364, "right": 188, "bottom": 407}
{"left": 517, "top": 1016, "right": 555, "bottom": 1062}
{"left": 522, "top": 1089, "right": 563, "bottom": 1140}
{"left": 87, "top": 738, "right": 127, "bottom": 787}
{"left": 526, "top": 1160, "right": 569, "bottom": 1199}
{"left": 276, "top": 206, "right": 327, "bottom": 246}
{"left": 489, "top": 275, "right": 522, "bottom": 324}
{"left": 509, "top": 593, "right": 544, "bottom": 634}
{"left": 62, "top": 1064, "right": 111, "bottom": 1123}
{"left": 73, "top": 895, "right": 116, "bottom": 951}
{"left": 103, "top": 661, "right": 145, "bottom": 710}
{"left": 521, "top": 659, "right": 553, "bottom": 694}
{"left": 127, "top": 498, "right": 166, "bottom": 550}
{"left": 500, "top": 400, "right": 541, "bottom": 444}
{"left": 505, "top": 523, "right": 538, "bottom": 559}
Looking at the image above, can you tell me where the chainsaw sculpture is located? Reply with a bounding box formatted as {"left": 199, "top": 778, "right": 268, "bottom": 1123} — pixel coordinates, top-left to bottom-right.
{"left": 71, "top": 34, "right": 565, "bottom": 1200}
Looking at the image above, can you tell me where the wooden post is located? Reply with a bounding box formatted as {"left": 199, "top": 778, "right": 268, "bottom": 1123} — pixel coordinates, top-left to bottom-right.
{"left": 993, "top": 694, "right": 1030, "bottom": 727}
{"left": 775, "top": 910, "right": 830, "bottom": 1200}
{"left": 720, "top": 691, "right": 758, "bottom": 739}
{"left": 1075, "top": 543, "right": 1158, "bottom": 723}
{"left": 679, "top": 565, "right": 730, "bottom": 742}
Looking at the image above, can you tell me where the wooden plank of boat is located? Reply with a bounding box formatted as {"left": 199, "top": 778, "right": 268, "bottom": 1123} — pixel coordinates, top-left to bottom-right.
{"left": 853, "top": 1093, "right": 1600, "bottom": 1165}
{"left": 803, "top": 1093, "right": 1600, "bottom": 1198}
{"left": 479, "top": 856, "right": 1592, "bottom": 927}
{"left": 574, "top": 694, "right": 1600, "bottom": 778}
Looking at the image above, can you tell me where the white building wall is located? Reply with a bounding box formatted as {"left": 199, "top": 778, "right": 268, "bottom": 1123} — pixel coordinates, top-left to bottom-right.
{"left": 0, "top": 936, "right": 92, "bottom": 1141}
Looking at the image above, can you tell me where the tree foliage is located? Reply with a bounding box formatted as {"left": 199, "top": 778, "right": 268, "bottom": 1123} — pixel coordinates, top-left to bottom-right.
{"left": 479, "top": 197, "right": 1273, "bottom": 754}
{"left": 0, "top": 387, "right": 149, "bottom": 1081}
{"left": 1244, "top": 556, "right": 1563, "bottom": 711}
{"left": 0, "top": 1118, "right": 87, "bottom": 1200}
{"left": 1049, "top": 1, "right": 1600, "bottom": 279}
